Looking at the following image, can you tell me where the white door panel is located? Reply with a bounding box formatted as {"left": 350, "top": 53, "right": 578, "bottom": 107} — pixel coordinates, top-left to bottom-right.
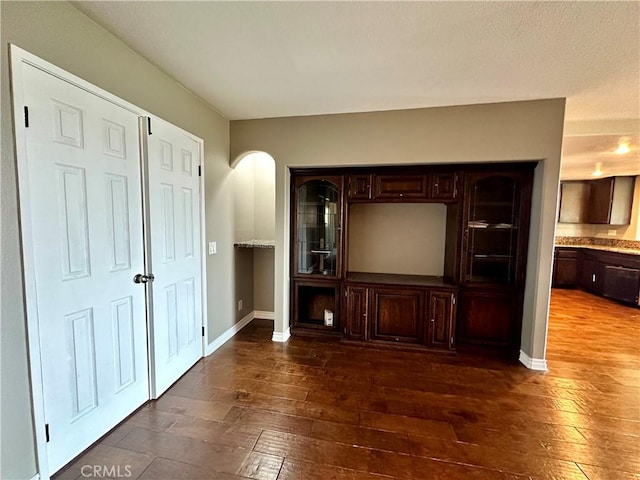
{"left": 145, "top": 118, "right": 203, "bottom": 397}
{"left": 20, "top": 64, "right": 149, "bottom": 473}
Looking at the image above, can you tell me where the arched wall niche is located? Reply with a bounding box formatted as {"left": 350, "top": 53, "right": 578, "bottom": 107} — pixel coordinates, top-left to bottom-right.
{"left": 231, "top": 151, "right": 276, "bottom": 325}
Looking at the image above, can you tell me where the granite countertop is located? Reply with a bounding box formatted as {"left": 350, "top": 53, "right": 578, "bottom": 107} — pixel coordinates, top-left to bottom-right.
{"left": 555, "top": 244, "right": 640, "bottom": 255}
{"left": 234, "top": 240, "right": 275, "bottom": 248}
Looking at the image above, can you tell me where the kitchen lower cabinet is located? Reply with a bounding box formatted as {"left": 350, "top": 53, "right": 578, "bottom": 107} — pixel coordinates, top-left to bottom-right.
{"left": 552, "top": 248, "right": 579, "bottom": 287}
{"left": 554, "top": 247, "right": 639, "bottom": 306}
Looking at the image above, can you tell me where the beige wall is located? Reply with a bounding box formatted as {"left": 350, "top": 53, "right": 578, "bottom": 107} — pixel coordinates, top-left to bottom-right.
{"left": 234, "top": 249, "right": 255, "bottom": 320}
{"left": 348, "top": 203, "right": 447, "bottom": 276}
{"left": 230, "top": 99, "right": 566, "bottom": 361}
{"left": 0, "top": 3, "right": 233, "bottom": 478}
{"left": 556, "top": 177, "right": 640, "bottom": 240}
{"left": 254, "top": 249, "right": 275, "bottom": 312}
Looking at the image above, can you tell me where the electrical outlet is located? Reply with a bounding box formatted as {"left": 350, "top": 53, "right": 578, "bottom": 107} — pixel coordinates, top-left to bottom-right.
{"left": 237, "top": 299, "right": 243, "bottom": 311}
{"left": 607, "top": 229, "right": 617, "bottom": 236}
{"left": 208, "top": 241, "right": 217, "bottom": 255}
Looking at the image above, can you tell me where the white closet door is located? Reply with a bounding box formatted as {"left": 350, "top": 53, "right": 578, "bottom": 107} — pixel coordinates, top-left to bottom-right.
{"left": 145, "top": 117, "right": 203, "bottom": 397}
{"left": 19, "top": 64, "right": 149, "bottom": 473}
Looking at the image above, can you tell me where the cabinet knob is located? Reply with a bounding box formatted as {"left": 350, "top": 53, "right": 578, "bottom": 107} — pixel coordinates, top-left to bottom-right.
{"left": 430, "top": 318, "right": 435, "bottom": 323}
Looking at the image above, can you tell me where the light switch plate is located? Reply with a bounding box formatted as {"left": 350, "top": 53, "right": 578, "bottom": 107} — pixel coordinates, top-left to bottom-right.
{"left": 208, "top": 241, "right": 217, "bottom": 255}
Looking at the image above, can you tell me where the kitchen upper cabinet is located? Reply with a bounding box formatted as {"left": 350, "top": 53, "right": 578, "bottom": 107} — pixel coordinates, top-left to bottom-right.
{"left": 558, "top": 176, "right": 635, "bottom": 225}
{"left": 558, "top": 181, "right": 589, "bottom": 223}
{"left": 373, "top": 174, "right": 429, "bottom": 200}
{"left": 370, "top": 287, "right": 424, "bottom": 344}
{"left": 587, "top": 176, "right": 635, "bottom": 225}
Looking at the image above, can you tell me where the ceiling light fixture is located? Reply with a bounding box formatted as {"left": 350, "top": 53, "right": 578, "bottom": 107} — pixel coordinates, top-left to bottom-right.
{"left": 592, "top": 162, "right": 603, "bottom": 177}
{"left": 615, "top": 137, "right": 631, "bottom": 155}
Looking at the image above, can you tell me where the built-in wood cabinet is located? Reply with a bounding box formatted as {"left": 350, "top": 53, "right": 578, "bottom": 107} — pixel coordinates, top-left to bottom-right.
{"left": 373, "top": 174, "right": 429, "bottom": 200}
{"left": 430, "top": 172, "right": 458, "bottom": 201}
{"left": 291, "top": 163, "right": 535, "bottom": 356}
{"left": 347, "top": 174, "right": 372, "bottom": 200}
{"left": 457, "top": 286, "right": 519, "bottom": 348}
{"left": 427, "top": 291, "right": 456, "bottom": 350}
{"left": 347, "top": 170, "right": 459, "bottom": 203}
{"left": 342, "top": 273, "right": 457, "bottom": 352}
{"left": 457, "top": 168, "right": 533, "bottom": 352}
{"left": 369, "top": 287, "right": 424, "bottom": 344}
{"left": 344, "top": 286, "right": 367, "bottom": 340}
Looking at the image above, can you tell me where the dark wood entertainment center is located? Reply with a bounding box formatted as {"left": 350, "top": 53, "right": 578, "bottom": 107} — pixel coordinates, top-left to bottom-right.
{"left": 290, "top": 163, "right": 535, "bottom": 356}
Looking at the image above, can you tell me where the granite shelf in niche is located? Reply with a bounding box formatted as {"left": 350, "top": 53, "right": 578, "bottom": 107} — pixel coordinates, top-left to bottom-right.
{"left": 233, "top": 240, "right": 275, "bottom": 249}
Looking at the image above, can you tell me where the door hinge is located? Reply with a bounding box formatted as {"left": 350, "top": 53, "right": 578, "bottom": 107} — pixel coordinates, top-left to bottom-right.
{"left": 24, "top": 106, "right": 29, "bottom": 127}
{"left": 198, "top": 165, "right": 202, "bottom": 177}
{"left": 202, "top": 326, "right": 205, "bottom": 337}
{"left": 452, "top": 295, "right": 456, "bottom": 305}
{"left": 147, "top": 117, "right": 152, "bottom": 135}
{"left": 45, "top": 423, "right": 50, "bottom": 442}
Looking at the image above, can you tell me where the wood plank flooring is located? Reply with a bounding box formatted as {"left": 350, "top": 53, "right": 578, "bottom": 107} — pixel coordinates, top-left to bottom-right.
{"left": 54, "top": 289, "right": 640, "bottom": 479}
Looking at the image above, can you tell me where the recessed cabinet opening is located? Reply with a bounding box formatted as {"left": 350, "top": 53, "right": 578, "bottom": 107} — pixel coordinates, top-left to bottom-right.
{"left": 296, "top": 284, "right": 338, "bottom": 329}
{"left": 348, "top": 203, "right": 447, "bottom": 276}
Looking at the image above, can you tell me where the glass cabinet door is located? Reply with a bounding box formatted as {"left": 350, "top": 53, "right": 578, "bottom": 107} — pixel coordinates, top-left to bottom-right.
{"left": 296, "top": 178, "right": 341, "bottom": 276}
{"left": 465, "top": 175, "right": 522, "bottom": 284}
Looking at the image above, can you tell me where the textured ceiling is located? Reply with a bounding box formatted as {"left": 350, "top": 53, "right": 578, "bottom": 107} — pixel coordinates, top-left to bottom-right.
{"left": 74, "top": 1, "right": 640, "bottom": 177}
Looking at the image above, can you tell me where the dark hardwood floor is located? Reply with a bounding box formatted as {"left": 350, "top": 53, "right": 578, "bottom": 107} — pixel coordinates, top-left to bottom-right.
{"left": 55, "top": 289, "right": 640, "bottom": 479}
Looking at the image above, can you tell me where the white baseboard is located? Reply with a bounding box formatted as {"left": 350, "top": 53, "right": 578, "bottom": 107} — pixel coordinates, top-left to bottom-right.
{"left": 519, "top": 350, "right": 548, "bottom": 371}
{"left": 272, "top": 327, "right": 291, "bottom": 343}
{"left": 205, "top": 311, "right": 255, "bottom": 356}
{"left": 253, "top": 310, "right": 275, "bottom": 320}
{"left": 31, "top": 474, "right": 41, "bottom": 480}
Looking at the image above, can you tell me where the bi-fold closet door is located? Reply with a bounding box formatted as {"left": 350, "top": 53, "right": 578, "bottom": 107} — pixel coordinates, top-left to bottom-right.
{"left": 13, "top": 49, "right": 203, "bottom": 475}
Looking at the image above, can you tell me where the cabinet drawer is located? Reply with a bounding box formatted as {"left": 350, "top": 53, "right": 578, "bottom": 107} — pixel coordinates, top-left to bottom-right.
{"left": 373, "top": 175, "right": 428, "bottom": 200}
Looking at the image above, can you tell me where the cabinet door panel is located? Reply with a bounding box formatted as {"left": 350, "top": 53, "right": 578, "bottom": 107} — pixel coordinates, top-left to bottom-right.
{"left": 348, "top": 174, "right": 372, "bottom": 200}
{"left": 428, "top": 291, "right": 455, "bottom": 350}
{"left": 292, "top": 175, "right": 343, "bottom": 278}
{"left": 344, "top": 286, "right": 368, "bottom": 340}
{"left": 587, "top": 178, "right": 614, "bottom": 224}
{"left": 373, "top": 175, "right": 428, "bottom": 200}
{"left": 457, "top": 289, "right": 517, "bottom": 348}
{"left": 430, "top": 172, "right": 458, "bottom": 201}
{"left": 370, "top": 288, "right": 423, "bottom": 343}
